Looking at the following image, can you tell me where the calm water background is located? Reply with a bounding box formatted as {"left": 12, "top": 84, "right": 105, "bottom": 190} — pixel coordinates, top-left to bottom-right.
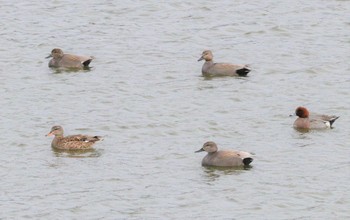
{"left": 1, "top": 0, "right": 349, "bottom": 219}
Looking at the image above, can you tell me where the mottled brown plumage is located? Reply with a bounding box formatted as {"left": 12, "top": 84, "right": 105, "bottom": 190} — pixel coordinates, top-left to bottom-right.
{"left": 46, "top": 48, "right": 93, "bottom": 69}
{"left": 46, "top": 125, "right": 102, "bottom": 150}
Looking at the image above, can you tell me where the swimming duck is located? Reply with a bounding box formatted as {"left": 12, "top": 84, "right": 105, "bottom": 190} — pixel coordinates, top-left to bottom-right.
{"left": 46, "top": 48, "right": 93, "bottom": 69}
{"left": 195, "top": 141, "right": 253, "bottom": 167}
{"left": 46, "top": 125, "right": 102, "bottom": 150}
{"left": 198, "top": 50, "right": 250, "bottom": 77}
{"left": 293, "top": 106, "right": 339, "bottom": 130}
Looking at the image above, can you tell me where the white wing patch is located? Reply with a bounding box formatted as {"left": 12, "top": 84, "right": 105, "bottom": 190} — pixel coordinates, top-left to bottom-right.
{"left": 323, "top": 121, "right": 331, "bottom": 128}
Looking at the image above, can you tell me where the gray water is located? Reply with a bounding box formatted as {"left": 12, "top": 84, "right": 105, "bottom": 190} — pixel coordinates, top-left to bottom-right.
{"left": 1, "top": 0, "right": 349, "bottom": 219}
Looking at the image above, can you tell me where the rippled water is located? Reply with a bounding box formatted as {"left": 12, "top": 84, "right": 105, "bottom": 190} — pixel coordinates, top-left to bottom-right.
{"left": 1, "top": 0, "right": 349, "bottom": 219}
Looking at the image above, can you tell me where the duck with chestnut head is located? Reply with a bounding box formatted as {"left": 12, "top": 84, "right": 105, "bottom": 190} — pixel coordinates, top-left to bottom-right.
{"left": 293, "top": 106, "right": 339, "bottom": 130}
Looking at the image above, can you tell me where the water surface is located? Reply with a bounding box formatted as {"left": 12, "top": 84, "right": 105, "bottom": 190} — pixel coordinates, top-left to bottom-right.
{"left": 1, "top": 0, "right": 349, "bottom": 219}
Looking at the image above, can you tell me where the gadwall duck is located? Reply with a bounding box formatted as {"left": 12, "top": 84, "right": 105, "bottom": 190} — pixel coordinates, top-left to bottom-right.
{"left": 293, "top": 106, "right": 339, "bottom": 130}
{"left": 195, "top": 141, "right": 253, "bottom": 167}
{"left": 46, "top": 48, "right": 93, "bottom": 68}
{"left": 46, "top": 125, "right": 102, "bottom": 150}
{"left": 198, "top": 50, "right": 251, "bottom": 77}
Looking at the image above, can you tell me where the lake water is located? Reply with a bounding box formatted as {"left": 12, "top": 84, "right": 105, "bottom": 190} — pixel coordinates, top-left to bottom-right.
{"left": 1, "top": 0, "right": 349, "bottom": 219}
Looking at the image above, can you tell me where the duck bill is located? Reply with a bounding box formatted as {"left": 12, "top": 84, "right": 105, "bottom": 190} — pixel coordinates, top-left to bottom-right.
{"left": 45, "top": 132, "right": 54, "bottom": 137}
{"left": 197, "top": 56, "right": 204, "bottom": 61}
{"left": 45, "top": 54, "right": 52, "bottom": 59}
{"left": 195, "top": 148, "right": 204, "bottom": 153}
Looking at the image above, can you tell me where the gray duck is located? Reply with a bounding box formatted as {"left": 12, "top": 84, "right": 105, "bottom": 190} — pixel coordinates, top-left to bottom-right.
{"left": 195, "top": 141, "right": 253, "bottom": 167}
{"left": 198, "top": 50, "right": 250, "bottom": 77}
{"left": 46, "top": 48, "right": 93, "bottom": 69}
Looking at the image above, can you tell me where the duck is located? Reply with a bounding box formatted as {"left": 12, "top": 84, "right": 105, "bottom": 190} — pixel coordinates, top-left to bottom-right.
{"left": 293, "top": 106, "right": 339, "bottom": 130}
{"left": 198, "top": 50, "right": 250, "bottom": 77}
{"left": 46, "top": 125, "right": 102, "bottom": 150}
{"left": 195, "top": 141, "right": 253, "bottom": 167}
{"left": 46, "top": 48, "right": 93, "bottom": 69}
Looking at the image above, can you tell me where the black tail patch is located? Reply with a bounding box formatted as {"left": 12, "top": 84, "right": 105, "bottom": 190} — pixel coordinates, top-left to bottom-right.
{"left": 83, "top": 59, "right": 92, "bottom": 67}
{"left": 236, "top": 68, "right": 250, "bottom": 76}
{"left": 243, "top": 158, "right": 253, "bottom": 166}
{"left": 330, "top": 116, "right": 340, "bottom": 127}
